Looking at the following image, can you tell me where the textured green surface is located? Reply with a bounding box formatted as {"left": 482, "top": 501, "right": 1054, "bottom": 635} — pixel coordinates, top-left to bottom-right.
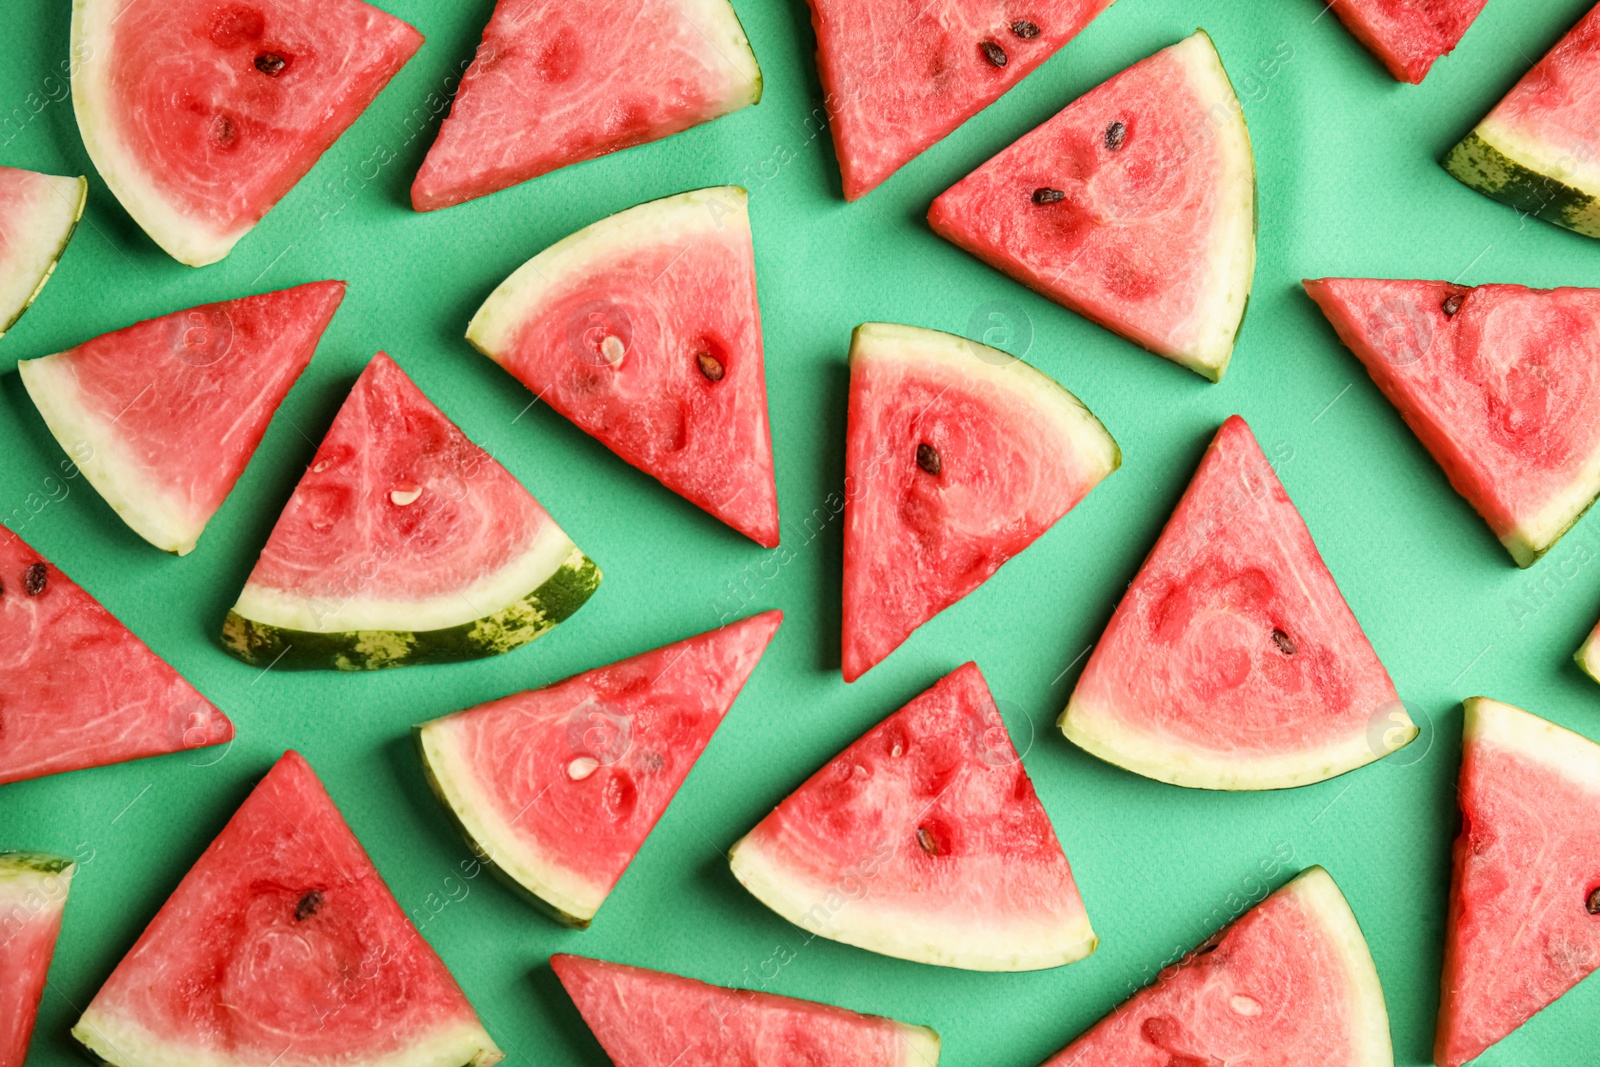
{"left": 3, "top": 1, "right": 1600, "bottom": 1065}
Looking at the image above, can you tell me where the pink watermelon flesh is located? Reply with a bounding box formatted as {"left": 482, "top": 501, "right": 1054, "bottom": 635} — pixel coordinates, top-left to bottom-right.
{"left": 0, "top": 528, "right": 233, "bottom": 786}
{"left": 0, "top": 853, "right": 74, "bottom": 1067}
{"left": 807, "top": 0, "right": 1115, "bottom": 200}
{"left": 1321, "top": 0, "right": 1488, "bottom": 83}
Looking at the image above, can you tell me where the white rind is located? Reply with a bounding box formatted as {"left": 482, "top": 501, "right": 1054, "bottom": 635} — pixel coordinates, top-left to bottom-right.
{"left": 673, "top": 0, "right": 763, "bottom": 106}
{"left": 1463, "top": 696, "right": 1600, "bottom": 789}
{"left": 1476, "top": 110, "right": 1600, "bottom": 210}
{"left": 1576, "top": 627, "right": 1600, "bottom": 684}
{"left": 0, "top": 854, "right": 75, "bottom": 915}
{"left": 1502, "top": 435, "right": 1600, "bottom": 566}
{"left": 1282, "top": 867, "right": 1395, "bottom": 1067}
{"left": 0, "top": 174, "right": 86, "bottom": 338}
{"left": 894, "top": 1023, "right": 941, "bottom": 1067}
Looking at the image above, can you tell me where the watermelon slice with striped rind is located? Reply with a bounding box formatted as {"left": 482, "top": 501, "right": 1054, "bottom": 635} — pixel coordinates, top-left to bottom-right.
{"left": 840, "top": 322, "right": 1117, "bottom": 682}
{"left": 19, "top": 281, "right": 345, "bottom": 555}
{"left": 73, "top": 751, "right": 503, "bottom": 1067}
{"left": 0, "top": 166, "right": 85, "bottom": 338}
{"left": 71, "top": 0, "right": 423, "bottom": 265}
{"left": 1320, "top": 0, "right": 1488, "bottom": 83}
{"left": 467, "top": 187, "right": 778, "bottom": 547}
{"left": 928, "top": 31, "right": 1256, "bottom": 381}
{"left": 552, "top": 954, "right": 941, "bottom": 1067}
{"left": 410, "top": 0, "right": 761, "bottom": 212}
{"left": 1062, "top": 416, "right": 1412, "bottom": 790}
{"left": 730, "top": 662, "right": 1097, "bottom": 971}
{"left": 0, "top": 852, "right": 74, "bottom": 1067}
{"left": 418, "top": 610, "right": 781, "bottom": 927}
{"left": 1436, "top": 698, "right": 1600, "bottom": 1067}
{"left": 0, "top": 528, "right": 233, "bottom": 785}
{"left": 1303, "top": 278, "right": 1600, "bottom": 567}
{"left": 221, "top": 353, "right": 600, "bottom": 671}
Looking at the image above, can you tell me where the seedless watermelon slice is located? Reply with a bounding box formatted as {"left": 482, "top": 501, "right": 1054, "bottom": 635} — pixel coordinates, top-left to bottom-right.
{"left": 71, "top": 0, "right": 423, "bottom": 265}
{"left": 19, "top": 281, "right": 345, "bottom": 555}
{"left": 418, "top": 611, "right": 781, "bottom": 926}
{"left": 0, "top": 166, "right": 85, "bottom": 338}
{"left": 468, "top": 188, "right": 778, "bottom": 547}
{"left": 1063, "top": 416, "right": 1411, "bottom": 790}
{"left": 730, "top": 662, "right": 1097, "bottom": 971}
{"left": 222, "top": 353, "right": 600, "bottom": 671}
{"left": 0, "top": 852, "right": 74, "bottom": 1067}
{"left": 1320, "top": 0, "right": 1488, "bottom": 83}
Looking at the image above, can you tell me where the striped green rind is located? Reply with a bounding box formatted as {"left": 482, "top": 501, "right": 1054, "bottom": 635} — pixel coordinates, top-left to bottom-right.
{"left": 0, "top": 850, "right": 74, "bottom": 877}
{"left": 1444, "top": 130, "right": 1600, "bottom": 239}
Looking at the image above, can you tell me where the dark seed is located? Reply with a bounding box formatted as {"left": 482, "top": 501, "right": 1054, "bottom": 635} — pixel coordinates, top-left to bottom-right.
{"left": 1105, "top": 120, "right": 1127, "bottom": 151}
{"left": 1032, "top": 187, "right": 1066, "bottom": 205}
{"left": 1442, "top": 294, "right": 1464, "bottom": 317}
{"left": 295, "top": 889, "right": 324, "bottom": 921}
{"left": 23, "top": 563, "right": 47, "bottom": 597}
{"left": 1588, "top": 887, "right": 1600, "bottom": 914}
{"left": 254, "top": 52, "right": 287, "bottom": 76}
{"left": 1271, "top": 629, "right": 1295, "bottom": 655}
{"left": 696, "top": 351, "right": 725, "bottom": 382}
{"left": 212, "top": 114, "right": 236, "bottom": 146}
{"left": 980, "top": 40, "right": 1007, "bottom": 67}
{"left": 916, "top": 442, "right": 941, "bottom": 475}
{"left": 916, "top": 827, "right": 939, "bottom": 855}
{"left": 1010, "top": 20, "right": 1040, "bottom": 39}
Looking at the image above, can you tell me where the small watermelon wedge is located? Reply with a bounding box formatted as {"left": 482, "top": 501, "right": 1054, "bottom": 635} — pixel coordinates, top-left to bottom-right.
{"left": 730, "top": 662, "right": 1097, "bottom": 971}
{"left": 841, "top": 322, "right": 1117, "bottom": 682}
{"left": 0, "top": 528, "right": 233, "bottom": 786}
{"left": 928, "top": 31, "right": 1256, "bottom": 381}
{"left": 73, "top": 751, "right": 503, "bottom": 1067}
{"left": 1576, "top": 619, "right": 1600, "bottom": 682}
{"left": 467, "top": 188, "right": 778, "bottom": 547}
{"left": 19, "top": 282, "right": 345, "bottom": 556}
{"left": 418, "top": 611, "right": 781, "bottom": 927}
{"left": 1304, "top": 278, "right": 1600, "bottom": 567}
{"left": 552, "top": 955, "right": 940, "bottom": 1067}
{"left": 0, "top": 852, "right": 74, "bottom": 1067}
{"left": 1062, "top": 416, "right": 1411, "bottom": 790}
{"left": 71, "top": 0, "right": 423, "bottom": 265}
{"left": 1436, "top": 698, "right": 1600, "bottom": 1067}
{"left": 410, "top": 0, "right": 761, "bottom": 212}
{"left": 1042, "top": 867, "right": 1393, "bottom": 1065}
{"left": 0, "top": 166, "right": 86, "bottom": 339}
{"left": 1320, "top": 0, "right": 1489, "bottom": 83}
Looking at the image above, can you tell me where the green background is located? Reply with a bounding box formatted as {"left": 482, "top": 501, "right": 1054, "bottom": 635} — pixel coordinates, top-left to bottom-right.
{"left": 3, "top": 0, "right": 1600, "bottom": 1063}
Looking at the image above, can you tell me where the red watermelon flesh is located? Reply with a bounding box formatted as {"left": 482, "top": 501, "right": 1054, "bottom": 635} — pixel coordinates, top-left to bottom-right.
{"left": 729, "top": 662, "right": 1097, "bottom": 971}
{"left": 552, "top": 955, "right": 940, "bottom": 1067}
{"left": 0, "top": 528, "right": 233, "bottom": 786}
{"left": 467, "top": 188, "right": 778, "bottom": 547}
{"left": 1062, "top": 416, "right": 1410, "bottom": 790}
{"left": 0, "top": 166, "right": 86, "bottom": 339}
{"left": 0, "top": 852, "right": 74, "bottom": 1067}
{"left": 73, "top": 752, "right": 502, "bottom": 1067}
{"left": 417, "top": 611, "right": 782, "bottom": 926}
{"left": 1321, "top": 0, "right": 1488, "bottom": 83}
{"left": 1303, "top": 278, "right": 1600, "bottom": 567}
{"left": 1436, "top": 698, "right": 1600, "bottom": 1067}
{"left": 18, "top": 282, "right": 345, "bottom": 556}
{"left": 71, "top": 0, "right": 422, "bottom": 266}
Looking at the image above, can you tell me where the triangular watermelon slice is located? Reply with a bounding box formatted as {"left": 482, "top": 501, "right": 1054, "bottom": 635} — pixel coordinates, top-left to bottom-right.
{"left": 73, "top": 751, "right": 503, "bottom": 1067}
{"left": 1303, "top": 278, "right": 1600, "bottom": 567}
{"left": 1320, "top": 0, "right": 1488, "bottom": 83}
{"left": 19, "top": 282, "right": 345, "bottom": 556}
{"left": 0, "top": 852, "right": 74, "bottom": 1067}
{"left": 1436, "top": 698, "right": 1600, "bottom": 1067}
{"left": 418, "top": 610, "right": 782, "bottom": 926}
{"left": 1043, "top": 867, "right": 1393, "bottom": 1064}
{"left": 0, "top": 166, "right": 86, "bottom": 338}
{"left": 552, "top": 955, "right": 941, "bottom": 1067}
{"left": 410, "top": 0, "right": 761, "bottom": 212}
{"left": 840, "top": 322, "right": 1118, "bottom": 682}
{"left": 928, "top": 31, "right": 1256, "bottom": 381}
{"left": 467, "top": 188, "right": 778, "bottom": 547}
{"left": 730, "top": 662, "right": 1097, "bottom": 971}
{"left": 1062, "top": 416, "right": 1412, "bottom": 790}
{"left": 71, "top": 0, "right": 423, "bottom": 265}
{"left": 0, "top": 528, "right": 233, "bottom": 786}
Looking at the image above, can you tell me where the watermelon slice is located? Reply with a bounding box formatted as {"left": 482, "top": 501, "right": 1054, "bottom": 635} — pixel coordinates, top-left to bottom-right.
{"left": 467, "top": 187, "right": 778, "bottom": 547}
{"left": 18, "top": 282, "right": 345, "bottom": 556}
{"left": 1304, "top": 278, "right": 1600, "bottom": 567}
{"left": 1576, "top": 620, "right": 1600, "bottom": 682}
{"left": 729, "top": 662, "right": 1097, "bottom": 971}
{"left": 0, "top": 528, "right": 233, "bottom": 785}
{"left": 1436, "top": 698, "right": 1600, "bottom": 1067}
{"left": 222, "top": 353, "right": 599, "bottom": 671}
{"left": 927, "top": 31, "right": 1256, "bottom": 381}
{"left": 0, "top": 852, "right": 74, "bottom": 1067}
{"left": 410, "top": 0, "right": 761, "bottom": 212}
{"left": 1062, "top": 416, "right": 1411, "bottom": 790}
{"left": 1320, "top": 0, "right": 1489, "bottom": 83}
{"left": 418, "top": 610, "right": 782, "bottom": 927}
{"left": 840, "top": 322, "right": 1117, "bottom": 682}
{"left": 552, "top": 954, "right": 941, "bottom": 1067}
{"left": 73, "top": 751, "right": 503, "bottom": 1067}
{"left": 1042, "top": 866, "right": 1393, "bottom": 1065}
{"left": 71, "top": 0, "right": 423, "bottom": 265}
{"left": 0, "top": 166, "right": 86, "bottom": 338}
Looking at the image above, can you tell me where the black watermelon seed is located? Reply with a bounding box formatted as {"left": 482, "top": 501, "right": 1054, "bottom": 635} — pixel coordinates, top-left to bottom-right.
{"left": 1442, "top": 294, "right": 1464, "bottom": 317}
{"left": 1010, "top": 20, "right": 1040, "bottom": 39}
{"left": 696, "top": 351, "right": 725, "bottom": 382}
{"left": 916, "top": 827, "right": 939, "bottom": 855}
{"left": 916, "top": 443, "right": 941, "bottom": 475}
{"left": 254, "top": 52, "right": 287, "bottom": 76}
{"left": 23, "top": 563, "right": 47, "bottom": 597}
{"left": 1032, "top": 187, "right": 1066, "bottom": 205}
{"left": 1271, "top": 629, "right": 1295, "bottom": 655}
{"left": 980, "top": 40, "right": 1008, "bottom": 67}
{"left": 295, "top": 889, "right": 324, "bottom": 921}
{"left": 1105, "top": 120, "right": 1127, "bottom": 151}
{"left": 1587, "top": 887, "right": 1600, "bottom": 914}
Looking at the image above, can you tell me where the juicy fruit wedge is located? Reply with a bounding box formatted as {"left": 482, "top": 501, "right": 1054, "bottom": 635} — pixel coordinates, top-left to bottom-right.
{"left": 0, "top": 852, "right": 74, "bottom": 1067}
{"left": 1062, "top": 416, "right": 1411, "bottom": 790}
{"left": 1043, "top": 867, "right": 1394, "bottom": 1066}
{"left": 73, "top": 752, "right": 503, "bottom": 1067}
{"left": 928, "top": 31, "right": 1256, "bottom": 380}
{"left": 418, "top": 611, "right": 781, "bottom": 926}
{"left": 1304, "top": 278, "right": 1600, "bottom": 567}
{"left": 222, "top": 353, "right": 600, "bottom": 671}
{"left": 841, "top": 322, "right": 1117, "bottom": 682}
{"left": 0, "top": 166, "right": 86, "bottom": 338}
{"left": 411, "top": 0, "right": 761, "bottom": 211}
{"left": 19, "top": 282, "right": 345, "bottom": 555}
{"left": 468, "top": 188, "right": 778, "bottom": 546}
{"left": 1436, "top": 698, "right": 1600, "bottom": 1067}
{"left": 1321, "top": 0, "right": 1488, "bottom": 83}
{"left": 0, "top": 528, "right": 233, "bottom": 785}
{"left": 72, "top": 0, "right": 422, "bottom": 265}
{"left": 730, "top": 663, "right": 1097, "bottom": 971}
{"left": 553, "top": 955, "right": 941, "bottom": 1067}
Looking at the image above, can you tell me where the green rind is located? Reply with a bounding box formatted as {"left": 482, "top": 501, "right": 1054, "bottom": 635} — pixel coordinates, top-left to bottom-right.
{"left": 0, "top": 850, "right": 74, "bottom": 877}
{"left": 1444, "top": 130, "right": 1600, "bottom": 239}
{"left": 1, "top": 176, "right": 87, "bottom": 337}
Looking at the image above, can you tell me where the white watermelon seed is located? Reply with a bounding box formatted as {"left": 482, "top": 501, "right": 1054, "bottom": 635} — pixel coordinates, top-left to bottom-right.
{"left": 568, "top": 757, "right": 600, "bottom": 780}
{"left": 1229, "top": 994, "right": 1261, "bottom": 1016}
{"left": 390, "top": 486, "right": 423, "bottom": 506}
{"left": 601, "top": 334, "right": 626, "bottom": 367}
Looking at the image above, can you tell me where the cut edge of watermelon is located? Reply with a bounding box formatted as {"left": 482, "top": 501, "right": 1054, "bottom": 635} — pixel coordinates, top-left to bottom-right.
{"left": 678, "top": 0, "right": 764, "bottom": 107}
{"left": 0, "top": 174, "right": 86, "bottom": 338}
{"left": 1444, "top": 123, "right": 1600, "bottom": 240}
{"left": 1279, "top": 866, "right": 1395, "bottom": 1061}
{"left": 1463, "top": 695, "right": 1600, "bottom": 785}
{"left": 1501, "top": 445, "right": 1600, "bottom": 567}
{"left": 1575, "top": 625, "right": 1600, "bottom": 684}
